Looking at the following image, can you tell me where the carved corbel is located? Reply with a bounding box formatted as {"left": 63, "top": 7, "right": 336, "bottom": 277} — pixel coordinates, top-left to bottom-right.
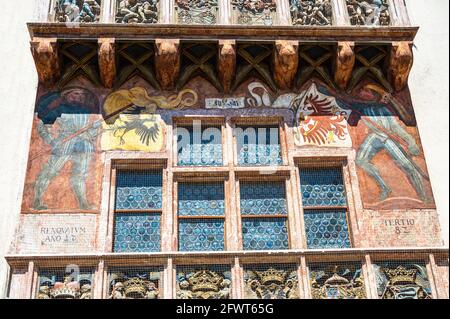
{"left": 334, "top": 42, "right": 355, "bottom": 90}
{"left": 273, "top": 40, "right": 299, "bottom": 90}
{"left": 389, "top": 41, "right": 413, "bottom": 92}
{"left": 30, "top": 37, "right": 60, "bottom": 86}
{"left": 155, "top": 39, "right": 180, "bottom": 90}
{"left": 218, "top": 40, "right": 236, "bottom": 94}
{"left": 98, "top": 38, "right": 116, "bottom": 89}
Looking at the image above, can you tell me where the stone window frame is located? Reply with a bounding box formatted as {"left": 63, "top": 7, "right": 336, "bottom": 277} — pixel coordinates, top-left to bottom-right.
{"left": 293, "top": 152, "right": 361, "bottom": 250}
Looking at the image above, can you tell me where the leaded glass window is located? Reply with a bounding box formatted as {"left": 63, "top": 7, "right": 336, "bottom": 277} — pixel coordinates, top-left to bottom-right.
{"left": 108, "top": 267, "right": 163, "bottom": 299}
{"left": 176, "top": 265, "right": 232, "bottom": 299}
{"left": 243, "top": 264, "right": 299, "bottom": 299}
{"left": 178, "top": 182, "right": 225, "bottom": 251}
{"left": 240, "top": 181, "right": 289, "bottom": 250}
{"left": 373, "top": 261, "right": 432, "bottom": 299}
{"left": 299, "top": 167, "right": 351, "bottom": 249}
{"left": 177, "top": 125, "right": 223, "bottom": 166}
{"left": 236, "top": 125, "right": 282, "bottom": 166}
{"left": 309, "top": 262, "right": 366, "bottom": 299}
{"left": 37, "top": 267, "right": 93, "bottom": 299}
{"left": 113, "top": 170, "right": 162, "bottom": 252}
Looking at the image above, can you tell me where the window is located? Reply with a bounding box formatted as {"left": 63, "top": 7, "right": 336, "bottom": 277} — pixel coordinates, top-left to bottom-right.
{"left": 177, "top": 124, "right": 223, "bottom": 166}
{"left": 299, "top": 167, "right": 351, "bottom": 249}
{"left": 113, "top": 170, "right": 162, "bottom": 252}
{"left": 235, "top": 125, "right": 282, "bottom": 166}
{"left": 240, "top": 181, "right": 289, "bottom": 250}
{"left": 178, "top": 182, "right": 225, "bottom": 251}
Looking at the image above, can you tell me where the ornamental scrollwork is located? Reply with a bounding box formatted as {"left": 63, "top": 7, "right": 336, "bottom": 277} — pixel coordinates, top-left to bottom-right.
{"left": 177, "top": 269, "right": 232, "bottom": 299}
{"left": 232, "top": 0, "right": 277, "bottom": 26}
{"left": 176, "top": 0, "right": 218, "bottom": 25}
{"left": 346, "top": 0, "right": 390, "bottom": 26}
{"left": 116, "top": 0, "right": 159, "bottom": 24}
{"left": 309, "top": 264, "right": 366, "bottom": 299}
{"left": 374, "top": 263, "right": 432, "bottom": 299}
{"left": 290, "top": 0, "right": 333, "bottom": 26}
{"left": 108, "top": 269, "right": 161, "bottom": 299}
{"left": 54, "top": 0, "right": 101, "bottom": 23}
{"left": 244, "top": 266, "right": 299, "bottom": 299}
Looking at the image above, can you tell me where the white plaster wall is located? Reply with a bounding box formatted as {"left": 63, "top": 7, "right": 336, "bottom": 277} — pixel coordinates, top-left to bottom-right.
{"left": 407, "top": 0, "right": 449, "bottom": 246}
{"left": 0, "top": 0, "right": 38, "bottom": 298}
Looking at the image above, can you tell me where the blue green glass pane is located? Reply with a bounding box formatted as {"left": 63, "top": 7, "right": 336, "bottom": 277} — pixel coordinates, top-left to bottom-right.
{"left": 236, "top": 126, "right": 282, "bottom": 166}
{"left": 113, "top": 213, "right": 161, "bottom": 252}
{"left": 299, "top": 168, "right": 347, "bottom": 207}
{"left": 178, "top": 183, "right": 225, "bottom": 216}
{"left": 242, "top": 218, "right": 289, "bottom": 250}
{"left": 240, "top": 182, "right": 287, "bottom": 215}
{"left": 304, "top": 209, "right": 351, "bottom": 249}
{"left": 178, "top": 219, "right": 224, "bottom": 251}
{"left": 115, "top": 171, "right": 162, "bottom": 210}
{"left": 177, "top": 126, "right": 223, "bottom": 166}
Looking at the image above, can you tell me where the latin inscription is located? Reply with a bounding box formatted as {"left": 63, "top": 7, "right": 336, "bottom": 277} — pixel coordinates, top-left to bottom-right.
{"left": 383, "top": 219, "right": 415, "bottom": 235}
{"left": 40, "top": 226, "right": 87, "bottom": 244}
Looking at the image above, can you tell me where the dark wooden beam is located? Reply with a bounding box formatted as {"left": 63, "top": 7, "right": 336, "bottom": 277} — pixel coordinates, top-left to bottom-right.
{"left": 27, "top": 23, "right": 419, "bottom": 43}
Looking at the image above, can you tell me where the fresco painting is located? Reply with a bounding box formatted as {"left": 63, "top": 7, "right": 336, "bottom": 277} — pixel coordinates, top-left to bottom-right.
{"left": 21, "top": 76, "right": 434, "bottom": 212}
{"left": 22, "top": 87, "right": 103, "bottom": 211}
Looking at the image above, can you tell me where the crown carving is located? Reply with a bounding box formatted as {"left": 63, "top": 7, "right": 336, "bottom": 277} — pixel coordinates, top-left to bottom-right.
{"left": 50, "top": 277, "right": 80, "bottom": 299}
{"left": 256, "top": 268, "right": 287, "bottom": 285}
{"left": 123, "top": 278, "right": 148, "bottom": 297}
{"left": 188, "top": 270, "right": 223, "bottom": 292}
{"left": 384, "top": 266, "right": 417, "bottom": 285}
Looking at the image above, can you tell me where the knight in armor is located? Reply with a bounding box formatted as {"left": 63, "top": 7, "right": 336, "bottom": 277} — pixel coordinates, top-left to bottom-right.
{"left": 33, "top": 87, "right": 100, "bottom": 210}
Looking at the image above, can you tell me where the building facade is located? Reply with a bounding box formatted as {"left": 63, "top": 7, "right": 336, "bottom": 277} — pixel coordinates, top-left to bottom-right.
{"left": 3, "top": 0, "right": 449, "bottom": 299}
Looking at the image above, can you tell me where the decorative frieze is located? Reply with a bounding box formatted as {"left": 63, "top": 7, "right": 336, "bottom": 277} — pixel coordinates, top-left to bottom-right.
{"left": 289, "top": 0, "right": 333, "bottom": 26}
{"left": 244, "top": 265, "right": 299, "bottom": 299}
{"left": 115, "top": 0, "right": 159, "bottom": 23}
{"left": 54, "top": 0, "right": 102, "bottom": 23}
{"left": 176, "top": 267, "right": 232, "bottom": 299}
{"left": 346, "top": 0, "right": 390, "bottom": 26}
{"left": 175, "top": 0, "right": 218, "bottom": 24}
{"left": 231, "top": 0, "right": 277, "bottom": 26}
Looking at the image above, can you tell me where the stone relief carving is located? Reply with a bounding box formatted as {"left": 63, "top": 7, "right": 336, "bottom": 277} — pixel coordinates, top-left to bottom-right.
{"left": 244, "top": 266, "right": 299, "bottom": 299}
{"left": 38, "top": 273, "right": 93, "bottom": 299}
{"left": 108, "top": 270, "right": 161, "bottom": 299}
{"left": 176, "top": 0, "right": 218, "bottom": 24}
{"left": 374, "top": 263, "right": 432, "bottom": 299}
{"left": 290, "top": 0, "right": 333, "bottom": 26}
{"left": 116, "top": 0, "right": 159, "bottom": 23}
{"left": 177, "top": 269, "right": 232, "bottom": 299}
{"left": 346, "top": 0, "right": 390, "bottom": 26}
{"left": 310, "top": 265, "right": 366, "bottom": 299}
{"left": 54, "top": 0, "right": 102, "bottom": 23}
{"left": 232, "top": 0, "right": 277, "bottom": 26}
